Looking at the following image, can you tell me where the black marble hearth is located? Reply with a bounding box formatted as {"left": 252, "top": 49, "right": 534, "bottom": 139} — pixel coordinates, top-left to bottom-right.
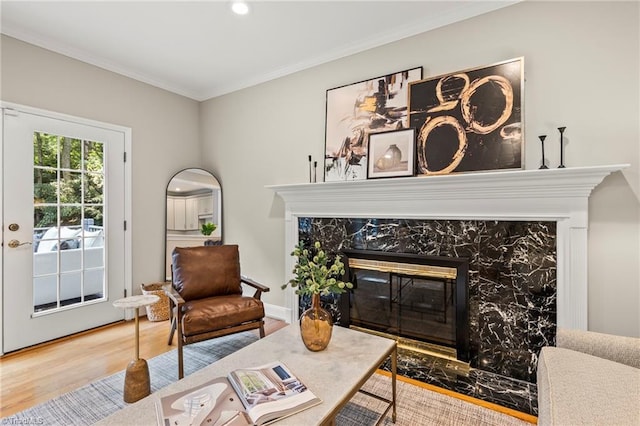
{"left": 296, "top": 216, "right": 556, "bottom": 416}
{"left": 378, "top": 348, "right": 539, "bottom": 415}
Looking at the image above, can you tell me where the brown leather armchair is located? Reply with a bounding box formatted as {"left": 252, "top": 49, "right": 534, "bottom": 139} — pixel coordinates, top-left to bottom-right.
{"left": 166, "top": 245, "right": 270, "bottom": 379}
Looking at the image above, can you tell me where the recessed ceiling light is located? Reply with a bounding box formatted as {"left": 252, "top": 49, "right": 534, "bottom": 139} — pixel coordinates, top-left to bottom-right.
{"left": 231, "top": 1, "right": 250, "bottom": 15}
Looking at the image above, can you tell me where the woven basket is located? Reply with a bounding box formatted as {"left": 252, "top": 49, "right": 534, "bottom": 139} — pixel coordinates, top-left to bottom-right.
{"left": 140, "top": 282, "right": 170, "bottom": 321}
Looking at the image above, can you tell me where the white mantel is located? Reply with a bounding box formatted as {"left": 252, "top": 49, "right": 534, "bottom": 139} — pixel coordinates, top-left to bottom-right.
{"left": 268, "top": 164, "right": 629, "bottom": 327}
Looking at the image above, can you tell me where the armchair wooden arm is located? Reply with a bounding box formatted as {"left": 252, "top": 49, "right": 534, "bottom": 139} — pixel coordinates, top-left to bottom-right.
{"left": 241, "top": 275, "right": 270, "bottom": 299}
{"left": 165, "top": 285, "right": 185, "bottom": 346}
{"left": 165, "top": 285, "right": 185, "bottom": 306}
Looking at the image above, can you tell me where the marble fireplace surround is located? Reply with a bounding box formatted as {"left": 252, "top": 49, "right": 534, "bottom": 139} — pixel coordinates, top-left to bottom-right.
{"left": 268, "top": 164, "right": 627, "bottom": 332}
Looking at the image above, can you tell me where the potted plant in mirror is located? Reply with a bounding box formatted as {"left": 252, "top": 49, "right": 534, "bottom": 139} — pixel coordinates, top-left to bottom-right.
{"left": 282, "top": 241, "right": 353, "bottom": 351}
{"left": 201, "top": 222, "right": 217, "bottom": 246}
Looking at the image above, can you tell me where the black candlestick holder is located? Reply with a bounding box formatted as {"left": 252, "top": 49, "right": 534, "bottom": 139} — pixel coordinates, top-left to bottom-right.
{"left": 558, "top": 127, "right": 566, "bottom": 168}
{"left": 538, "top": 135, "right": 548, "bottom": 169}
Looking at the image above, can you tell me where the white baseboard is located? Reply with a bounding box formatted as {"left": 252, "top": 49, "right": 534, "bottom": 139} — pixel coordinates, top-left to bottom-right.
{"left": 264, "top": 303, "right": 291, "bottom": 323}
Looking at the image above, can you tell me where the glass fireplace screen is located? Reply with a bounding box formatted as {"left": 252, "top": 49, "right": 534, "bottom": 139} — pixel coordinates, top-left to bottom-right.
{"left": 348, "top": 258, "right": 457, "bottom": 347}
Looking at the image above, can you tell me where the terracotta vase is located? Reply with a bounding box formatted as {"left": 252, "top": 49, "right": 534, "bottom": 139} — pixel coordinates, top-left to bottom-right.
{"left": 299, "top": 293, "right": 333, "bottom": 351}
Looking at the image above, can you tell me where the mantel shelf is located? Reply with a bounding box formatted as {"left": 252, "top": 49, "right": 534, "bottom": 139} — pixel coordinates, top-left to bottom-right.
{"left": 267, "top": 164, "right": 629, "bottom": 203}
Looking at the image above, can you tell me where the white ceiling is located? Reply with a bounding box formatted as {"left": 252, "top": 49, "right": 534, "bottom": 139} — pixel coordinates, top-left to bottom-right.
{"left": 1, "top": 1, "right": 519, "bottom": 101}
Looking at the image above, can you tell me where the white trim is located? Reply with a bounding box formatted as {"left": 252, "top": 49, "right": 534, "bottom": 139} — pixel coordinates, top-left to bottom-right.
{"left": 0, "top": 110, "right": 4, "bottom": 355}
{"left": 264, "top": 303, "right": 291, "bottom": 324}
{"left": 268, "top": 164, "right": 629, "bottom": 330}
{"left": 123, "top": 128, "right": 133, "bottom": 320}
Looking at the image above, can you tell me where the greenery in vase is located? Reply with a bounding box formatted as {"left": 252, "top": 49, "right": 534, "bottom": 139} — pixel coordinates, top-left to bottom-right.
{"left": 282, "top": 241, "right": 353, "bottom": 296}
{"left": 200, "top": 222, "right": 217, "bottom": 236}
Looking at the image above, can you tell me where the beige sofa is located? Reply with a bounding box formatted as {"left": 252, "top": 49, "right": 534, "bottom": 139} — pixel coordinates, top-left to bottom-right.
{"left": 537, "top": 328, "right": 640, "bottom": 425}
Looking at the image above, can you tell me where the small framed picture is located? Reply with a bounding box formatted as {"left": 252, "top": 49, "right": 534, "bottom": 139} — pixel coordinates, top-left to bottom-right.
{"left": 367, "top": 128, "right": 416, "bottom": 179}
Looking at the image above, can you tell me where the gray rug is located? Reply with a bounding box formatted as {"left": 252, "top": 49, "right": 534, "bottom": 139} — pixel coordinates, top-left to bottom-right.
{"left": 3, "top": 332, "right": 529, "bottom": 425}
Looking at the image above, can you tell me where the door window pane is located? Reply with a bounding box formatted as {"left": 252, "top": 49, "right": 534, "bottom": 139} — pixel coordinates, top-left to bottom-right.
{"left": 32, "top": 132, "right": 106, "bottom": 312}
{"left": 60, "top": 171, "right": 82, "bottom": 204}
{"left": 33, "top": 133, "right": 58, "bottom": 168}
{"left": 33, "top": 275, "right": 57, "bottom": 312}
{"left": 60, "top": 271, "right": 82, "bottom": 307}
{"left": 34, "top": 169, "right": 58, "bottom": 204}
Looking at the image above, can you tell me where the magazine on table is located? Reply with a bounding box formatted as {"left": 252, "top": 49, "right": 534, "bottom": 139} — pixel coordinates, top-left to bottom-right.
{"left": 155, "top": 376, "right": 250, "bottom": 426}
{"left": 227, "top": 361, "right": 321, "bottom": 426}
{"left": 155, "top": 362, "right": 320, "bottom": 426}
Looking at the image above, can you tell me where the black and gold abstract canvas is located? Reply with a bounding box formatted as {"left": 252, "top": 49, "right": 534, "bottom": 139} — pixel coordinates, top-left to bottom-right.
{"left": 409, "top": 58, "right": 523, "bottom": 175}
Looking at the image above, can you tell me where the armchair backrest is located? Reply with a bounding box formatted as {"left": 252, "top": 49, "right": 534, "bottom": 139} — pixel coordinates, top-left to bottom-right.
{"left": 172, "top": 245, "right": 242, "bottom": 301}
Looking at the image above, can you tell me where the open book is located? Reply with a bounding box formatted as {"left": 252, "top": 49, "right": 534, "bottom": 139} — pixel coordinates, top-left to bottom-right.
{"left": 155, "top": 376, "right": 250, "bottom": 426}
{"left": 155, "top": 362, "right": 320, "bottom": 426}
{"left": 227, "top": 361, "right": 321, "bottom": 426}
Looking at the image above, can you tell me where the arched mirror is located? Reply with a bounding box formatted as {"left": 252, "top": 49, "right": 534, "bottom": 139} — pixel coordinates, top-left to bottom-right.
{"left": 165, "top": 168, "right": 222, "bottom": 279}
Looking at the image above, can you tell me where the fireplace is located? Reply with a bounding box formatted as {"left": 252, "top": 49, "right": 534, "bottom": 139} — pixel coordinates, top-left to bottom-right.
{"left": 269, "top": 165, "right": 624, "bottom": 387}
{"left": 296, "top": 217, "right": 556, "bottom": 382}
{"left": 341, "top": 248, "right": 471, "bottom": 363}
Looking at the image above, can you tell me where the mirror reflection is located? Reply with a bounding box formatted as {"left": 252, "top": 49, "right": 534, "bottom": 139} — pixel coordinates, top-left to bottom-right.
{"left": 165, "top": 168, "right": 222, "bottom": 279}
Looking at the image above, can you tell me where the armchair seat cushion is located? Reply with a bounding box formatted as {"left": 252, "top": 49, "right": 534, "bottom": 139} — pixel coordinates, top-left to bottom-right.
{"left": 181, "top": 294, "right": 265, "bottom": 337}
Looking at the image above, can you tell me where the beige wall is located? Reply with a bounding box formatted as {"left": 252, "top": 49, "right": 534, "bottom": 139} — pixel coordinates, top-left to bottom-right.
{"left": 200, "top": 1, "right": 640, "bottom": 336}
{"left": 1, "top": 35, "right": 202, "bottom": 290}
{"left": 2, "top": 1, "right": 638, "bottom": 337}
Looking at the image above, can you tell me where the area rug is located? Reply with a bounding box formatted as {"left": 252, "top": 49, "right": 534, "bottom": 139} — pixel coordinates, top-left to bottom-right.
{"left": 3, "top": 331, "right": 529, "bottom": 425}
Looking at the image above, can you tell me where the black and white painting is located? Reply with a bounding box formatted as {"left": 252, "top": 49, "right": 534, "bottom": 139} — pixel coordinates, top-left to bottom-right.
{"left": 409, "top": 58, "right": 523, "bottom": 175}
{"left": 324, "top": 67, "right": 423, "bottom": 181}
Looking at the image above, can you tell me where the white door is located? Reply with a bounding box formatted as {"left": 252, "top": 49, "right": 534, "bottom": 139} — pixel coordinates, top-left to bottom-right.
{"left": 2, "top": 108, "right": 128, "bottom": 353}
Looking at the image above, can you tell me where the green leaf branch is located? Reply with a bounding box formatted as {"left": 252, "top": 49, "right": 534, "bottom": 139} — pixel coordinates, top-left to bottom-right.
{"left": 282, "top": 241, "right": 353, "bottom": 296}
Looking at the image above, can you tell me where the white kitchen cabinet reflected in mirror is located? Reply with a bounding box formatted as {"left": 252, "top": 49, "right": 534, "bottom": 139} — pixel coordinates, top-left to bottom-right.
{"left": 165, "top": 168, "right": 222, "bottom": 279}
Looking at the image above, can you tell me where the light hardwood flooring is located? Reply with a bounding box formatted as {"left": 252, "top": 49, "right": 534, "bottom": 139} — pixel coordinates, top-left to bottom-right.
{"left": 0, "top": 316, "right": 287, "bottom": 418}
{"left": 1, "top": 318, "right": 535, "bottom": 424}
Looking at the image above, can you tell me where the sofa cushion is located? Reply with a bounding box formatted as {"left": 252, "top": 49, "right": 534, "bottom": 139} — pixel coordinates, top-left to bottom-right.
{"left": 537, "top": 346, "right": 640, "bottom": 425}
{"left": 37, "top": 226, "right": 81, "bottom": 253}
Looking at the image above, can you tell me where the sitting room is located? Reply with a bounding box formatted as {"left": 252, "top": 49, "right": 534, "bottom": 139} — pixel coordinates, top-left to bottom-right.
{"left": 1, "top": 1, "right": 638, "bottom": 425}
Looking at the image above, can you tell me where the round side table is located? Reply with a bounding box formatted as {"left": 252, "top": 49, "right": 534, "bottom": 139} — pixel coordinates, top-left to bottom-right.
{"left": 113, "top": 294, "right": 160, "bottom": 403}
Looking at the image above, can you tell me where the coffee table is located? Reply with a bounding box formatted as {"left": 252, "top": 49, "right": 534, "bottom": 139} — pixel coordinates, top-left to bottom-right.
{"left": 97, "top": 324, "right": 397, "bottom": 425}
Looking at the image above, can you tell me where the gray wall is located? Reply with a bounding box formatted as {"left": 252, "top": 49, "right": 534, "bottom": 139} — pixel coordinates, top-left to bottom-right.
{"left": 2, "top": 1, "right": 638, "bottom": 337}
{"left": 200, "top": 1, "right": 640, "bottom": 337}
{"left": 1, "top": 35, "right": 202, "bottom": 291}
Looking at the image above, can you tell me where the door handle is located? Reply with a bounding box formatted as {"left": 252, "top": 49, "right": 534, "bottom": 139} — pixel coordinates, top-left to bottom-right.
{"left": 7, "top": 239, "right": 32, "bottom": 248}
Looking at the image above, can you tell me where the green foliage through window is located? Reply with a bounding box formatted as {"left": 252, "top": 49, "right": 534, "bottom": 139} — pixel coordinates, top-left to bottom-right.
{"left": 33, "top": 132, "right": 105, "bottom": 229}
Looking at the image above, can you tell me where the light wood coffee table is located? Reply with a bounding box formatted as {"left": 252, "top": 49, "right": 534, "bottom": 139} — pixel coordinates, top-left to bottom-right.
{"left": 98, "top": 324, "right": 397, "bottom": 425}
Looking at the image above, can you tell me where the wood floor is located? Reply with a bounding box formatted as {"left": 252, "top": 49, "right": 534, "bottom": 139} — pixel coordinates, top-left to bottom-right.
{"left": 1, "top": 317, "right": 535, "bottom": 424}
{"left": 0, "top": 316, "right": 288, "bottom": 418}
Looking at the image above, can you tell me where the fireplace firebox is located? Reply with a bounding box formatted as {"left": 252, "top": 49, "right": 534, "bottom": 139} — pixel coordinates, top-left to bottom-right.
{"left": 340, "top": 249, "right": 470, "bottom": 363}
